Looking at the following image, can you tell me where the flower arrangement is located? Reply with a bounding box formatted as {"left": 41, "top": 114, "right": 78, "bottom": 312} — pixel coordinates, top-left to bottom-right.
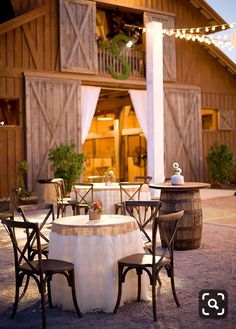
{"left": 171, "top": 162, "right": 184, "bottom": 185}
{"left": 172, "top": 162, "right": 182, "bottom": 175}
{"left": 89, "top": 201, "right": 103, "bottom": 220}
{"left": 91, "top": 200, "right": 103, "bottom": 211}
{"left": 106, "top": 170, "right": 114, "bottom": 185}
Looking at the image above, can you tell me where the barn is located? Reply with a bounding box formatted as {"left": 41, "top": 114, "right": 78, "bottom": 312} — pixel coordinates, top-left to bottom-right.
{"left": 0, "top": 0, "right": 236, "bottom": 197}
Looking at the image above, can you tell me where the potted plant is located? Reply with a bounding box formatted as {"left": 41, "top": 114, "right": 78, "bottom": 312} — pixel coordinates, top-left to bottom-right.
{"left": 48, "top": 142, "right": 85, "bottom": 193}
{"left": 207, "top": 142, "right": 234, "bottom": 187}
{"left": 17, "top": 160, "right": 38, "bottom": 204}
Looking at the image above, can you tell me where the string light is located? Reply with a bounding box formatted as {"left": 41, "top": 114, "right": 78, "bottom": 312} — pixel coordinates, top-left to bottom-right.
{"left": 161, "top": 21, "right": 236, "bottom": 51}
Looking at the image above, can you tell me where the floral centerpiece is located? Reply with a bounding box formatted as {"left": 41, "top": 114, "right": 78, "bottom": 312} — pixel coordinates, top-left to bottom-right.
{"left": 89, "top": 200, "right": 103, "bottom": 220}
{"left": 106, "top": 170, "right": 114, "bottom": 185}
{"left": 171, "top": 162, "right": 184, "bottom": 185}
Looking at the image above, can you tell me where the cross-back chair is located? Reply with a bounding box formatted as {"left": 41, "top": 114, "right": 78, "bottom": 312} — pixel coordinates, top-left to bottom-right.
{"left": 51, "top": 178, "right": 76, "bottom": 218}
{"left": 113, "top": 209, "right": 184, "bottom": 321}
{"left": 0, "top": 187, "right": 21, "bottom": 219}
{"left": 115, "top": 182, "right": 143, "bottom": 215}
{"left": 17, "top": 203, "right": 55, "bottom": 260}
{"left": 72, "top": 183, "right": 94, "bottom": 215}
{"left": 124, "top": 200, "right": 162, "bottom": 253}
{"left": 1, "top": 218, "right": 81, "bottom": 329}
{"left": 134, "top": 176, "right": 152, "bottom": 184}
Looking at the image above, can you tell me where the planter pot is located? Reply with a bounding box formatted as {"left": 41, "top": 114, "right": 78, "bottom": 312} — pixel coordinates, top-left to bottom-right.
{"left": 89, "top": 209, "right": 102, "bottom": 220}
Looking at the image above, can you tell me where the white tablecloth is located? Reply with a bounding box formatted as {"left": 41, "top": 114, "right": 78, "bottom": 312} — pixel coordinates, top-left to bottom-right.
{"left": 71, "top": 183, "right": 151, "bottom": 214}
{"left": 49, "top": 214, "right": 148, "bottom": 313}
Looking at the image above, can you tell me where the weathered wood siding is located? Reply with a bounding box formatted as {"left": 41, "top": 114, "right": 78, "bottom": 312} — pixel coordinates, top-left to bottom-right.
{"left": 0, "top": 126, "right": 24, "bottom": 197}
{"left": 59, "top": 0, "right": 98, "bottom": 74}
{"left": 202, "top": 92, "right": 236, "bottom": 181}
{"left": 25, "top": 75, "right": 81, "bottom": 192}
{"left": 164, "top": 85, "right": 203, "bottom": 181}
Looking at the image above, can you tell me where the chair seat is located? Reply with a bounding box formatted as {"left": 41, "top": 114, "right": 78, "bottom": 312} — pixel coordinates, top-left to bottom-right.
{"left": 21, "top": 259, "right": 74, "bottom": 273}
{"left": 118, "top": 253, "right": 170, "bottom": 267}
{"left": 59, "top": 198, "right": 75, "bottom": 205}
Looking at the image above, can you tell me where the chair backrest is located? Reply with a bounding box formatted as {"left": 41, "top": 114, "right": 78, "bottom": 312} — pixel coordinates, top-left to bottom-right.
{"left": 73, "top": 183, "right": 94, "bottom": 205}
{"left": 152, "top": 210, "right": 184, "bottom": 266}
{"left": 51, "top": 178, "right": 66, "bottom": 200}
{"left": 134, "top": 176, "right": 152, "bottom": 184}
{"left": 119, "top": 182, "right": 143, "bottom": 203}
{"left": 17, "top": 203, "right": 55, "bottom": 248}
{"left": 125, "top": 200, "right": 162, "bottom": 243}
{"left": 88, "top": 175, "right": 106, "bottom": 183}
{"left": 1, "top": 218, "right": 43, "bottom": 275}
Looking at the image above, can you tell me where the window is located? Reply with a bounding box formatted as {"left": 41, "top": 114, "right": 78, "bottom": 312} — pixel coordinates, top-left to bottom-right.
{"left": 0, "top": 99, "right": 20, "bottom": 126}
{"left": 201, "top": 108, "right": 218, "bottom": 130}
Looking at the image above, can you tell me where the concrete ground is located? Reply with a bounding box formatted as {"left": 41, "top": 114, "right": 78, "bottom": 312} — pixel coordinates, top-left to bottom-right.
{"left": 0, "top": 188, "right": 236, "bottom": 329}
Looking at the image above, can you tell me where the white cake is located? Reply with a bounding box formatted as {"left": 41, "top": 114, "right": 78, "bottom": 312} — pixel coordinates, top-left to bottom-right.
{"left": 171, "top": 174, "right": 184, "bottom": 185}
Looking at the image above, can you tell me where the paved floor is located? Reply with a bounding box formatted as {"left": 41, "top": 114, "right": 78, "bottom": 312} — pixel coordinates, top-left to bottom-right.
{"left": 0, "top": 189, "right": 236, "bottom": 329}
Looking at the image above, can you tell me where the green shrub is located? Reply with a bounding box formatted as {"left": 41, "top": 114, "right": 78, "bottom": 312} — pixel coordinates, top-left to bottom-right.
{"left": 48, "top": 143, "right": 85, "bottom": 192}
{"left": 207, "top": 143, "right": 234, "bottom": 184}
{"left": 17, "top": 160, "right": 32, "bottom": 198}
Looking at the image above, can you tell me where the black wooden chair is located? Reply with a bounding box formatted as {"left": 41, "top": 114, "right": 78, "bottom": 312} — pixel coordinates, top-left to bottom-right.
{"left": 115, "top": 182, "right": 143, "bottom": 215}
{"left": 113, "top": 209, "right": 184, "bottom": 321}
{"left": 0, "top": 187, "right": 21, "bottom": 219}
{"left": 72, "top": 183, "right": 94, "bottom": 215}
{"left": 51, "top": 178, "right": 76, "bottom": 218}
{"left": 134, "top": 175, "right": 152, "bottom": 184}
{"left": 124, "top": 200, "right": 162, "bottom": 253}
{"left": 17, "top": 203, "right": 55, "bottom": 260}
{"left": 1, "top": 218, "right": 82, "bottom": 329}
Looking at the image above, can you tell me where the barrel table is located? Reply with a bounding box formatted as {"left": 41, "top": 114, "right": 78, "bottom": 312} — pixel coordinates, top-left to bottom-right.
{"left": 149, "top": 182, "right": 210, "bottom": 250}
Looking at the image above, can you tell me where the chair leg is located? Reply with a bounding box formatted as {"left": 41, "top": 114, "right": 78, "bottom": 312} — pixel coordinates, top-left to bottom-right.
{"left": 113, "top": 264, "right": 124, "bottom": 314}
{"left": 11, "top": 278, "right": 20, "bottom": 318}
{"left": 57, "top": 205, "right": 60, "bottom": 218}
{"left": 47, "top": 278, "right": 53, "bottom": 308}
{"left": 68, "top": 270, "right": 82, "bottom": 318}
{"left": 20, "top": 275, "right": 30, "bottom": 300}
{"left": 157, "top": 274, "right": 162, "bottom": 286}
{"left": 170, "top": 267, "right": 180, "bottom": 307}
{"left": 152, "top": 282, "right": 157, "bottom": 322}
{"left": 40, "top": 286, "right": 47, "bottom": 329}
{"left": 136, "top": 269, "right": 142, "bottom": 302}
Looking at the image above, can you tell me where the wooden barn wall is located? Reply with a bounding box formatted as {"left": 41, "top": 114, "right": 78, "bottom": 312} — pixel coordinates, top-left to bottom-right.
{"left": 0, "top": 0, "right": 60, "bottom": 197}
{"left": 202, "top": 93, "right": 236, "bottom": 182}
{"left": 0, "top": 76, "right": 24, "bottom": 197}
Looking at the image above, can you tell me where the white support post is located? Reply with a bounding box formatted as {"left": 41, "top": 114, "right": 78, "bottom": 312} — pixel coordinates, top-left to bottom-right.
{"left": 146, "top": 21, "right": 165, "bottom": 195}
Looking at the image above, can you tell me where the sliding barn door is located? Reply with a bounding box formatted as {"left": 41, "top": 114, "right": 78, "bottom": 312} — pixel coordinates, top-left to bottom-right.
{"left": 164, "top": 85, "right": 203, "bottom": 181}
{"left": 25, "top": 75, "right": 81, "bottom": 191}
{"left": 59, "top": 0, "right": 98, "bottom": 74}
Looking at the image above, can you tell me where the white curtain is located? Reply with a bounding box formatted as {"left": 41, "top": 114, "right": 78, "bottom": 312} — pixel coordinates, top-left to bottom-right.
{"left": 81, "top": 86, "right": 101, "bottom": 143}
{"left": 128, "top": 90, "right": 147, "bottom": 138}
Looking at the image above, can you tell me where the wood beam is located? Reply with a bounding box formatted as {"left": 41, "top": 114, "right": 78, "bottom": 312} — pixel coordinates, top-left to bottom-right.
{"left": 0, "top": 4, "right": 49, "bottom": 36}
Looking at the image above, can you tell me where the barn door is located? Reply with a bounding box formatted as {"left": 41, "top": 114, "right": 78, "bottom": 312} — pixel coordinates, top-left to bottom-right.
{"left": 59, "top": 0, "right": 98, "bottom": 74}
{"left": 144, "top": 12, "right": 176, "bottom": 82}
{"left": 164, "top": 85, "right": 203, "bottom": 181}
{"left": 25, "top": 75, "right": 81, "bottom": 191}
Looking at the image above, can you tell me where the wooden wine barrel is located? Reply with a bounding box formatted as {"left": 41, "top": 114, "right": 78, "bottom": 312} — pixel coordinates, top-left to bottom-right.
{"left": 159, "top": 190, "right": 202, "bottom": 250}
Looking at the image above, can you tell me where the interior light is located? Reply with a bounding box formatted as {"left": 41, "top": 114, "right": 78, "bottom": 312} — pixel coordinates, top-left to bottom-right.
{"left": 126, "top": 40, "right": 133, "bottom": 48}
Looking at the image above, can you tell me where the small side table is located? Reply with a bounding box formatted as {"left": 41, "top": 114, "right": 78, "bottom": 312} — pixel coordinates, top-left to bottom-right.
{"left": 149, "top": 182, "right": 210, "bottom": 250}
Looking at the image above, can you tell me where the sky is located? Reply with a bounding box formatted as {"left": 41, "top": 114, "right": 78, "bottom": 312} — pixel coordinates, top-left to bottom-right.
{"left": 205, "top": 0, "right": 236, "bottom": 63}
